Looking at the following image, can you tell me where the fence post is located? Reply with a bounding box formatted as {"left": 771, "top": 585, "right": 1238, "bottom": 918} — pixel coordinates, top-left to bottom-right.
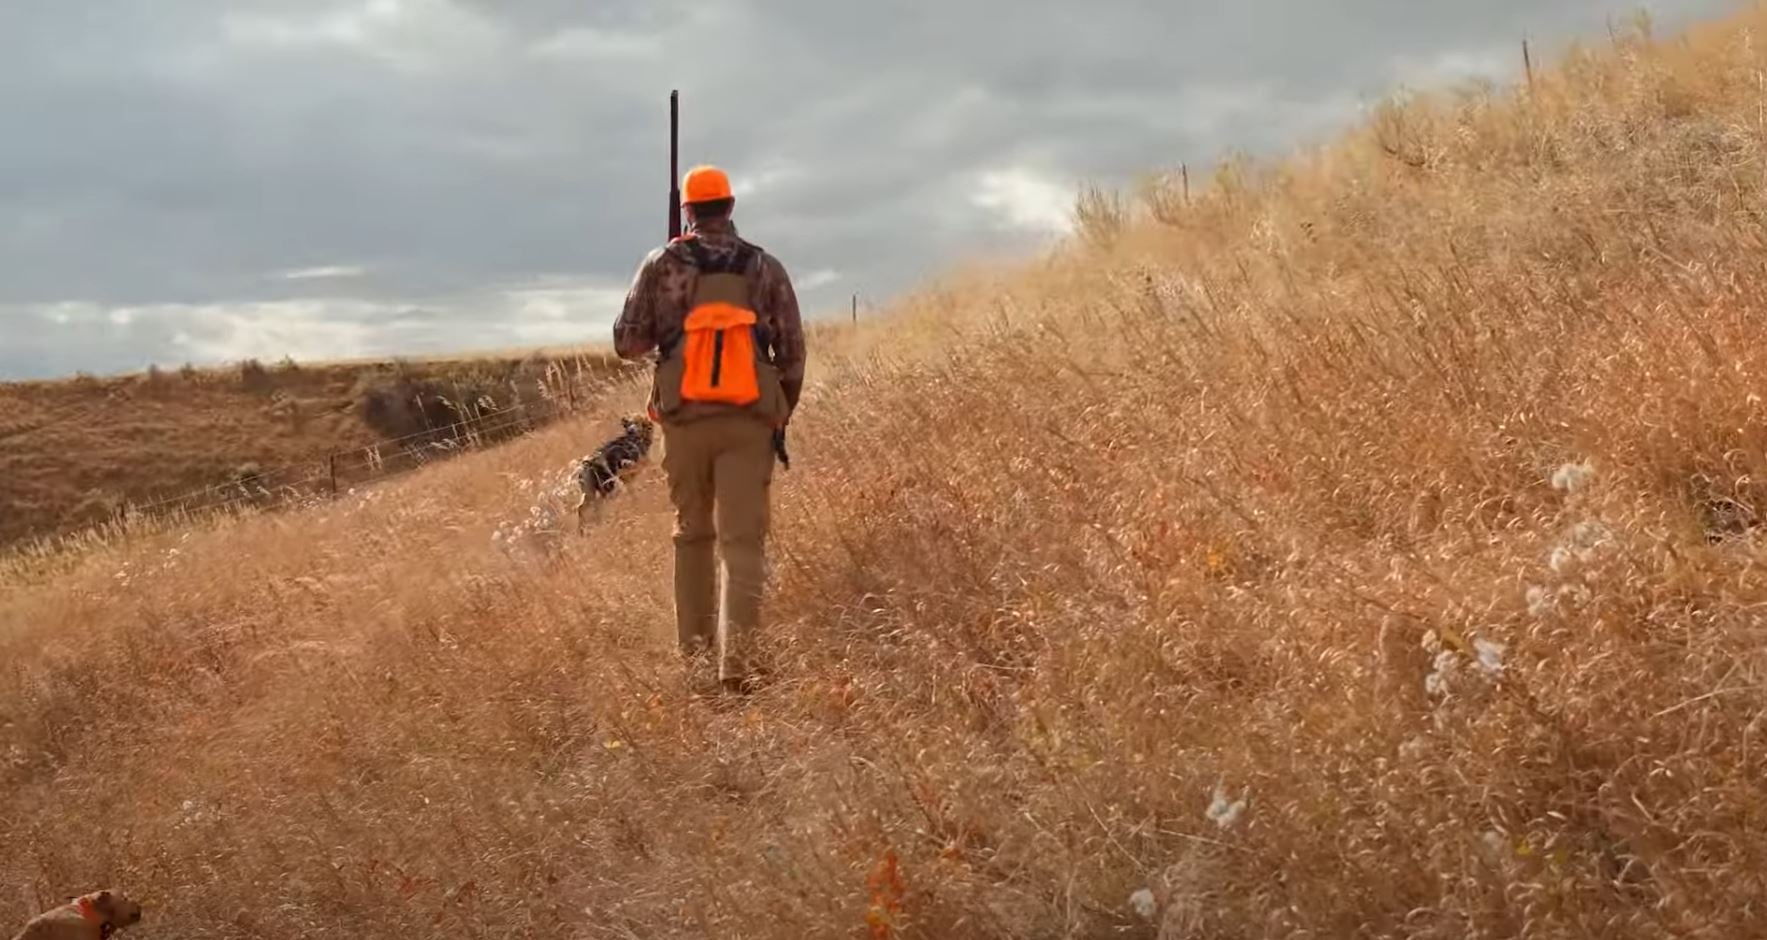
{"left": 1522, "top": 38, "right": 1536, "bottom": 97}
{"left": 327, "top": 453, "right": 338, "bottom": 496}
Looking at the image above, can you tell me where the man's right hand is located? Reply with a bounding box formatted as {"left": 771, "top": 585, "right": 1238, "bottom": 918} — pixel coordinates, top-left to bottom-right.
{"left": 771, "top": 428, "right": 791, "bottom": 470}
{"left": 782, "top": 377, "right": 802, "bottom": 415}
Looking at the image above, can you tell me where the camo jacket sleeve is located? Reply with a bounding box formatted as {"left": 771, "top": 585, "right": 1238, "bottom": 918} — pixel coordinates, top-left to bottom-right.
{"left": 753, "top": 252, "right": 806, "bottom": 385}
{"left": 612, "top": 247, "right": 670, "bottom": 361}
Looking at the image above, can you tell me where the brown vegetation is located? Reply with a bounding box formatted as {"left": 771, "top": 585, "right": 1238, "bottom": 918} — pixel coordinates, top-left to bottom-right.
{"left": 0, "top": 350, "right": 627, "bottom": 550}
{"left": 7, "top": 10, "right": 1767, "bottom": 938}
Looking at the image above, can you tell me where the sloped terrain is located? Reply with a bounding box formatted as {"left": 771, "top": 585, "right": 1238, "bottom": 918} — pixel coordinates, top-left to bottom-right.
{"left": 6, "top": 11, "right": 1767, "bottom": 939}
{"left": 0, "top": 350, "right": 626, "bottom": 549}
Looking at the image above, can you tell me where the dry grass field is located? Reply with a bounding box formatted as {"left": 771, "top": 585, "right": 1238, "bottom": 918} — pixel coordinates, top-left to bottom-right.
{"left": 0, "top": 350, "right": 626, "bottom": 550}
{"left": 7, "top": 9, "right": 1767, "bottom": 938}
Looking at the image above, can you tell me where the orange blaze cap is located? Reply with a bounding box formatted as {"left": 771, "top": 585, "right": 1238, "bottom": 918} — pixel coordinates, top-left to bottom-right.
{"left": 682, "top": 165, "right": 734, "bottom": 205}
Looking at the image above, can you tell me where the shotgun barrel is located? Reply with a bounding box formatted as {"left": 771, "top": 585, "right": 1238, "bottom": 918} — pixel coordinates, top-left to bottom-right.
{"left": 668, "top": 90, "right": 681, "bottom": 240}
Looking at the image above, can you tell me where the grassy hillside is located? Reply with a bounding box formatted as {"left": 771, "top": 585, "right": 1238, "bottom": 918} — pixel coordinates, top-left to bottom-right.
{"left": 0, "top": 349, "right": 628, "bottom": 550}
{"left": 7, "top": 10, "right": 1767, "bottom": 938}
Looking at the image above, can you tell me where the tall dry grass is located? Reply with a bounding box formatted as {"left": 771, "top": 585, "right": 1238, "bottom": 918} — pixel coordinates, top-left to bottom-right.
{"left": 0, "top": 348, "right": 629, "bottom": 552}
{"left": 8, "top": 10, "right": 1767, "bottom": 938}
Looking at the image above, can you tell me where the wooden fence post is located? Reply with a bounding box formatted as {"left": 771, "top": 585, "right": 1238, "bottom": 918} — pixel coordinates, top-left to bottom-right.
{"left": 1523, "top": 38, "right": 1535, "bottom": 96}
{"left": 327, "top": 453, "right": 338, "bottom": 496}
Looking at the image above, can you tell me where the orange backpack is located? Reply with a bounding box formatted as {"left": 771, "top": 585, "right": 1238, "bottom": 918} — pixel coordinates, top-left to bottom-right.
{"left": 676, "top": 239, "right": 761, "bottom": 406}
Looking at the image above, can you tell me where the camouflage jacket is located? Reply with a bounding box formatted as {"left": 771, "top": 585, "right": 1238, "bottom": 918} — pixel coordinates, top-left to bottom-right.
{"left": 612, "top": 219, "right": 806, "bottom": 392}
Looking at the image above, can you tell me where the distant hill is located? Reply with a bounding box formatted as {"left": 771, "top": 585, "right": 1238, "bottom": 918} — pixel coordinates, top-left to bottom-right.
{"left": 0, "top": 349, "right": 629, "bottom": 548}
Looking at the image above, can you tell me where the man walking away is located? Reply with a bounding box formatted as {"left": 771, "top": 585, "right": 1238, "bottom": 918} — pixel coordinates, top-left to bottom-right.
{"left": 612, "top": 165, "right": 806, "bottom": 695}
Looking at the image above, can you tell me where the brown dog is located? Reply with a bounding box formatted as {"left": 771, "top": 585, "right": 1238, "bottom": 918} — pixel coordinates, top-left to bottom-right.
{"left": 574, "top": 414, "right": 655, "bottom": 533}
{"left": 10, "top": 890, "right": 142, "bottom": 940}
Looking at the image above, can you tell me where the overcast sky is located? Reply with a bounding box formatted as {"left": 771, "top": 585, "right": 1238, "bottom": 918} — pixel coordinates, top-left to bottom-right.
{"left": 0, "top": 0, "right": 1742, "bottom": 379}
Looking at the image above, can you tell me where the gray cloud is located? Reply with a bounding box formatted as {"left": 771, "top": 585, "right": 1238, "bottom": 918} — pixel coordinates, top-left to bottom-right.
{"left": 0, "top": 0, "right": 1741, "bottom": 378}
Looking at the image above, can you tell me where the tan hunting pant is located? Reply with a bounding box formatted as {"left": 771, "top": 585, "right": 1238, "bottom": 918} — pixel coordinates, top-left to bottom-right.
{"left": 661, "top": 412, "right": 775, "bottom": 680}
